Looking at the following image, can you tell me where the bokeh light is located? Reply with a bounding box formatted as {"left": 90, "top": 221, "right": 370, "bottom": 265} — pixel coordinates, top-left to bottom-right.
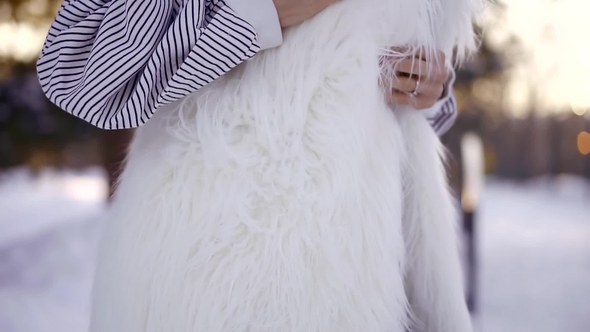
{"left": 577, "top": 131, "right": 590, "bottom": 155}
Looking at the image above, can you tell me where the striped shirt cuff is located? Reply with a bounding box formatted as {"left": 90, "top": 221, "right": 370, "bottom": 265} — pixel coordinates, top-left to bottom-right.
{"left": 423, "top": 70, "right": 458, "bottom": 135}
{"left": 427, "top": 94, "right": 458, "bottom": 136}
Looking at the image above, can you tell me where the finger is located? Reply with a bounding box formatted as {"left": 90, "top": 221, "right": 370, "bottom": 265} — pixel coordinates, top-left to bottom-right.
{"left": 391, "top": 73, "right": 444, "bottom": 98}
{"left": 396, "top": 58, "right": 447, "bottom": 83}
{"left": 403, "top": 49, "right": 448, "bottom": 82}
{"left": 412, "top": 47, "right": 428, "bottom": 61}
{"left": 412, "top": 80, "right": 445, "bottom": 100}
{"left": 387, "top": 90, "right": 411, "bottom": 105}
{"left": 395, "top": 58, "right": 429, "bottom": 79}
{"left": 391, "top": 76, "right": 419, "bottom": 93}
{"left": 407, "top": 93, "right": 437, "bottom": 110}
{"left": 389, "top": 92, "right": 427, "bottom": 109}
{"left": 387, "top": 89, "right": 440, "bottom": 110}
{"left": 427, "top": 49, "right": 449, "bottom": 82}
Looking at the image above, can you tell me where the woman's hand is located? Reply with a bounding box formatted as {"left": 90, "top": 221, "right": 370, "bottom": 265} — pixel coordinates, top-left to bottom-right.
{"left": 382, "top": 48, "right": 450, "bottom": 110}
{"left": 273, "top": 0, "right": 340, "bottom": 28}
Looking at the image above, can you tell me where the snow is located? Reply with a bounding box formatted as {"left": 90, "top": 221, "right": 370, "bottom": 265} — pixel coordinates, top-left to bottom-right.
{"left": 0, "top": 169, "right": 107, "bottom": 332}
{"left": 473, "top": 176, "right": 590, "bottom": 332}
{"left": 0, "top": 168, "right": 107, "bottom": 247}
{"left": 0, "top": 169, "right": 589, "bottom": 332}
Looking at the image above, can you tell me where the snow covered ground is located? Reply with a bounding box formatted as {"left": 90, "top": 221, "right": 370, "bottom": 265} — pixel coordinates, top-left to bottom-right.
{"left": 0, "top": 169, "right": 107, "bottom": 332}
{"left": 0, "top": 169, "right": 588, "bottom": 332}
{"left": 474, "top": 176, "right": 590, "bottom": 332}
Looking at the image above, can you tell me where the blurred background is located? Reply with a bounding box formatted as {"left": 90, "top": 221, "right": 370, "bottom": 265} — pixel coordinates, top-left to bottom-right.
{"left": 0, "top": 0, "right": 589, "bottom": 331}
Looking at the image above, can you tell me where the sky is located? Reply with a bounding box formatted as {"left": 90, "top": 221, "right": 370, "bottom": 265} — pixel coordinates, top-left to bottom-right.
{"left": 483, "top": 0, "right": 590, "bottom": 115}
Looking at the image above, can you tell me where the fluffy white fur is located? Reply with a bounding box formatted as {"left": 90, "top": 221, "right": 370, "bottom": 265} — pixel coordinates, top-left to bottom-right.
{"left": 90, "top": 0, "right": 482, "bottom": 331}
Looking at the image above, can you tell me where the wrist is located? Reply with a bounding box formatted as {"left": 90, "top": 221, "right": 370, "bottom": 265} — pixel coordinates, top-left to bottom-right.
{"left": 226, "top": 0, "right": 283, "bottom": 50}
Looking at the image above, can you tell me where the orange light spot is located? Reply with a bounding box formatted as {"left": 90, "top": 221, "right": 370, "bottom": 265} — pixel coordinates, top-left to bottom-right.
{"left": 578, "top": 131, "right": 590, "bottom": 155}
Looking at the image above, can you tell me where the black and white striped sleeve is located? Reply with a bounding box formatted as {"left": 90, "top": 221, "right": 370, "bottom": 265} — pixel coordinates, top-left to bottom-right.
{"left": 423, "top": 71, "right": 458, "bottom": 136}
{"left": 426, "top": 93, "right": 458, "bottom": 136}
{"left": 37, "top": 0, "right": 261, "bottom": 130}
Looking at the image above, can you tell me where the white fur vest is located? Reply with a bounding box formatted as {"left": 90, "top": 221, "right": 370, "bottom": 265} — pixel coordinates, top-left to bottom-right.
{"left": 90, "top": 0, "right": 482, "bottom": 331}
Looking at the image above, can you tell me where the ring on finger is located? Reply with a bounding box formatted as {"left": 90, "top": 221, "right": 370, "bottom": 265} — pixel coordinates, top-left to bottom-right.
{"left": 411, "top": 78, "right": 421, "bottom": 96}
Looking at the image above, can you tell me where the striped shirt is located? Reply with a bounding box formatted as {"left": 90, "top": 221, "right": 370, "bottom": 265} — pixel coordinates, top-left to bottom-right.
{"left": 37, "top": 0, "right": 458, "bottom": 134}
{"left": 426, "top": 76, "right": 458, "bottom": 135}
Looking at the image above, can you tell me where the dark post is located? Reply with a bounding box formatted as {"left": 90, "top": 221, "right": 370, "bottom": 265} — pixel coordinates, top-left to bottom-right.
{"left": 463, "top": 206, "right": 477, "bottom": 312}
{"left": 460, "top": 132, "right": 484, "bottom": 314}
